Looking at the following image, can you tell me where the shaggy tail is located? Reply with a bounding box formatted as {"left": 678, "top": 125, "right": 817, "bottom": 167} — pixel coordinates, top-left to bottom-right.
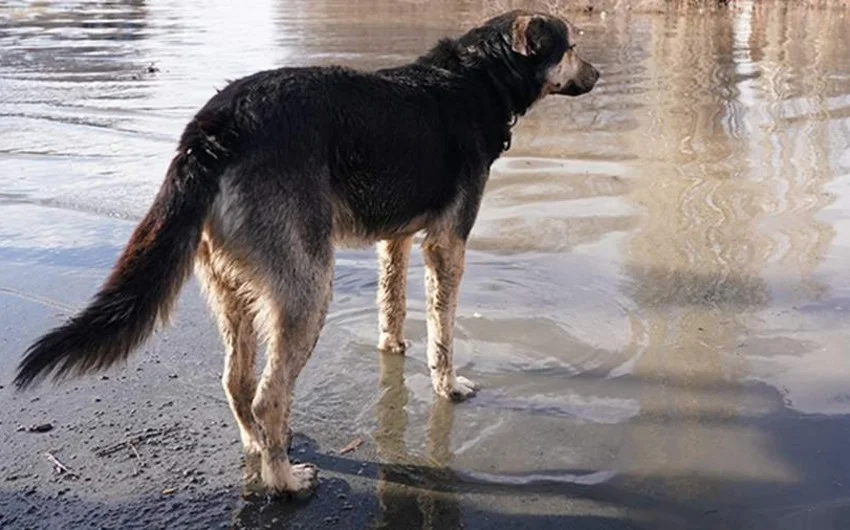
{"left": 14, "top": 115, "right": 236, "bottom": 389}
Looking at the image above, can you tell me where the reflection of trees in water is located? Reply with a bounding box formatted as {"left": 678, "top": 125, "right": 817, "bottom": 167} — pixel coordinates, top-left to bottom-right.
{"left": 747, "top": 5, "right": 844, "bottom": 299}
{"left": 1, "top": 1, "right": 149, "bottom": 76}
{"left": 619, "top": 5, "right": 841, "bottom": 503}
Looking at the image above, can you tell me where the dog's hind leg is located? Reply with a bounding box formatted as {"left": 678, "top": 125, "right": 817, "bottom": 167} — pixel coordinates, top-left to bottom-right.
{"left": 421, "top": 231, "right": 479, "bottom": 401}
{"left": 250, "top": 246, "right": 333, "bottom": 496}
{"left": 377, "top": 235, "right": 413, "bottom": 354}
{"left": 196, "top": 239, "right": 259, "bottom": 454}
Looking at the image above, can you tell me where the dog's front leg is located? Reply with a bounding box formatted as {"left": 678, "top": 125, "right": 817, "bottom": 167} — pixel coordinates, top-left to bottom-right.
{"left": 377, "top": 236, "right": 413, "bottom": 354}
{"left": 422, "top": 231, "right": 478, "bottom": 401}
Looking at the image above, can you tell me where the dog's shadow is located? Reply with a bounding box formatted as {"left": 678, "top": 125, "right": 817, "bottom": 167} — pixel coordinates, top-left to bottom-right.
{"left": 232, "top": 353, "right": 463, "bottom": 529}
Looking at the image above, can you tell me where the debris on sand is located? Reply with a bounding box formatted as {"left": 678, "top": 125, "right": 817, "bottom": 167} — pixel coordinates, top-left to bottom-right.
{"left": 339, "top": 437, "right": 364, "bottom": 455}
{"left": 129, "top": 443, "right": 145, "bottom": 476}
{"left": 20, "top": 423, "right": 53, "bottom": 433}
{"left": 45, "top": 452, "right": 78, "bottom": 478}
{"left": 94, "top": 427, "right": 177, "bottom": 457}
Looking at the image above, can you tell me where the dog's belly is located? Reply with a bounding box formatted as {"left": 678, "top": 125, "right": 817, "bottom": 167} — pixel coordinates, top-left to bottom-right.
{"left": 327, "top": 146, "right": 461, "bottom": 247}
{"left": 331, "top": 200, "right": 432, "bottom": 247}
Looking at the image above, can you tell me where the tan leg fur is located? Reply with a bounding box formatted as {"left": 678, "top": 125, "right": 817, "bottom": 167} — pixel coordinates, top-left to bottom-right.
{"left": 377, "top": 235, "right": 414, "bottom": 354}
{"left": 249, "top": 266, "right": 331, "bottom": 495}
{"left": 195, "top": 238, "right": 260, "bottom": 454}
{"left": 421, "top": 231, "right": 478, "bottom": 401}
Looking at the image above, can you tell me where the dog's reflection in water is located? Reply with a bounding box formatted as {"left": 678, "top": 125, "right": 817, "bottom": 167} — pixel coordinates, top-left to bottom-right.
{"left": 374, "top": 353, "right": 463, "bottom": 529}
{"left": 232, "top": 355, "right": 464, "bottom": 528}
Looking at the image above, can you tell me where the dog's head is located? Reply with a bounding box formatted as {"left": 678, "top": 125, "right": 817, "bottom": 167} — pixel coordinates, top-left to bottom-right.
{"left": 471, "top": 10, "right": 599, "bottom": 100}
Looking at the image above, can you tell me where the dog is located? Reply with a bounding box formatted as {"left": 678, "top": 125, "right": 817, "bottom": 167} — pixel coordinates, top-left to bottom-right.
{"left": 14, "top": 10, "right": 599, "bottom": 496}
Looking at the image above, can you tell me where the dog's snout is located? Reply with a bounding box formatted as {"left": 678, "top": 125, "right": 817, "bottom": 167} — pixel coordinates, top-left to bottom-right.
{"left": 556, "top": 59, "right": 599, "bottom": 97}
{"left": 577, "top": 60, "right": 599, "bottom": 90}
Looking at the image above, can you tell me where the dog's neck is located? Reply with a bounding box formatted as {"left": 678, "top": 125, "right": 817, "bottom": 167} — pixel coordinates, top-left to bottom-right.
{"left": 416, "top": 38, "right": 542, "bottom": 153}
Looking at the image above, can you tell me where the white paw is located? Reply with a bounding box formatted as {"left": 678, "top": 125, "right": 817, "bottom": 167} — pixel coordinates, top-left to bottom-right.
{"left": 261, "top": 456, "right": 319, "bottom": 498}
{"left": 286, "top": 463, "right": 319, "bottom": 496}
{"left": 444, "top": 375, "right": 479, "bottom": 401}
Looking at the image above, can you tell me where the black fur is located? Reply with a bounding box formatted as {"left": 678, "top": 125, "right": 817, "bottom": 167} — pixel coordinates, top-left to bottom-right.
{"left": 14, "top": 105, "right": 236, "bottom": 388}
{"left": 14, "top": 10, "right": 597, "bottom": 389}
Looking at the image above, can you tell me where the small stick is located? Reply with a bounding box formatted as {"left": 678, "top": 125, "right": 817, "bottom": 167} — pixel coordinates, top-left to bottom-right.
{"left": 129, "top": 443, "right": 144, "bottom": 475}
{"left": 94, "top": 427, "right": 176, "bottom": 457}
{"left": 45, "top": 452, "right": 78, "bottom": 478}
{"left": 339, "top": 437, "right": 364, "bottom": 455}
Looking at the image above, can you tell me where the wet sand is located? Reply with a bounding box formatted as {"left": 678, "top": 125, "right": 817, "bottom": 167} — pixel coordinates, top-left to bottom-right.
{"left": 3, "top": 1, "right": 850, "bottom": 529}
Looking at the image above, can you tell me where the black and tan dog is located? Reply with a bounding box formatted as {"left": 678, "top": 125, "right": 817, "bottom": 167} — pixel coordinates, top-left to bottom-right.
{"left": 15, "top": 10, "right": 598, "bottom": 496}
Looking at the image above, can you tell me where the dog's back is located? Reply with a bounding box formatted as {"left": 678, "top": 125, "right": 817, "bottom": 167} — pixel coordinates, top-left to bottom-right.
{"left": 207, "top": 64, "right": 502, "bottom": 248}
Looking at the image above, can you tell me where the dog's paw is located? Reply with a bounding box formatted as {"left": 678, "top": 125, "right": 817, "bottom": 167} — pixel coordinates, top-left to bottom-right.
{"left": 434, "top": 375, "right": 479, "bottom": 401}
{"left": 450, "top": 375, "right": 479, "bottom": 401}
{"left": 285, "top": 463, "right": 320, "bottom": 497}
{"left": 240, "top": 451, "right": 265, "bottom": 499}
{"left": 378, "top": 335, "right": 409, "bottom": 354}
{"left": 260, "top": 453, "right": 320, "bottom": 499}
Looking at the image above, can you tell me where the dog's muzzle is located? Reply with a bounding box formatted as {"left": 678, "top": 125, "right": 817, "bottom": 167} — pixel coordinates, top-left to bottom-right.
{"left": 558, "top": 60, "right": 600, "bottom": 97}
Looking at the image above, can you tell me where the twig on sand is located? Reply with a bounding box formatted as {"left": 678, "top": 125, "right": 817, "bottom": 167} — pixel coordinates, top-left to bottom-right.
{"left": 94, "top": 427, "right": 177, "bottom": 457}
{"left": 129, "top": 443, "right": 145, "bottom": 475}
{"left": 45, "top": 452, "right": 78, "bottom": 478}
{"left": 339, "top": 437, "right": 364, "bottom": 455}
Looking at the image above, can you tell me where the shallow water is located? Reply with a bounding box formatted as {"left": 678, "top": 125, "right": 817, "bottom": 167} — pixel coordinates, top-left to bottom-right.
{"left": 2, "top": 1, "right": 850, "bottom": 528}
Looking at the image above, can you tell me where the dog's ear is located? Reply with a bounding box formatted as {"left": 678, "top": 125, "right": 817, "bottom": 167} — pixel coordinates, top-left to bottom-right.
{"left": 510, "top": 15, "right": 554, "bottom": 57}
{"left": 510, "top": 15, "right": 536, "bottom": 56}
